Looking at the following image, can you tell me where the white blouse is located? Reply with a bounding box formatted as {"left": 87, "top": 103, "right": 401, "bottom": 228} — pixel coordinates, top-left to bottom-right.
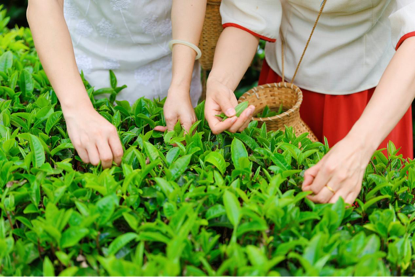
{"left": 221, "top": 0, "right": 415, "bottom": 95}
{"left": 64, "top": 0, "right": 202, "bottom": 106}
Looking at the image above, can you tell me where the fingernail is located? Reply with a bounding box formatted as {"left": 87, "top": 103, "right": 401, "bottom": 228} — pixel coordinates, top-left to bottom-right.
{"left": 247, "top": 107, "right": 254, "bottom": 117}
{"left": 225, "top": 108, "right": 236, "bottom": 117}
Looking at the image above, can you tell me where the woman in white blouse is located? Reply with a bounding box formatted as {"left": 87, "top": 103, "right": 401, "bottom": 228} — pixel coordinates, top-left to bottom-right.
{"left": 26, "top": 0, "right": 204, "bottom": 168}
{"left": 189, "top": 0, "right": 415, "bottom": 204}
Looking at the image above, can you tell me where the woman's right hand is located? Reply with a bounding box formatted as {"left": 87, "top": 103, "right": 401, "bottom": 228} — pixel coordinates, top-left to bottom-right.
{"left": 205, "top": 78, "right": 255, "bottom": 134}
{"left": 63, "top": 105, "right": 123, "bottom": 169}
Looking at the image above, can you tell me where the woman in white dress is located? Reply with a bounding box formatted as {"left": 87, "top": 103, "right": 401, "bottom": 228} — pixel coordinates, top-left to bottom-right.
{"left": 174, "top": 0, "right": 415, "bottom": 204}
{"left": 26, "top": 0, "right": 204, "bottom": 168}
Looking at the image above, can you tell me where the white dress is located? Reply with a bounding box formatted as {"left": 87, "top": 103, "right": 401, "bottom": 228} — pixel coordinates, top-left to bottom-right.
{"left": 64, "top": 0, "right": 202, "bottom": 106}
{"left": 220, "top": 0, "right": 415, "bottom": 95}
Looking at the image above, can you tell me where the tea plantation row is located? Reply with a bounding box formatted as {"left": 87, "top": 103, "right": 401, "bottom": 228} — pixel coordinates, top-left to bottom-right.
{"left": 1, "top": 7, "right": 415, "bottom": 276}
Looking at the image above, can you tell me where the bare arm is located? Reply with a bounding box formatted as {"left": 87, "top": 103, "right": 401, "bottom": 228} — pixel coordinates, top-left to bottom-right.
{"left": 170, "top": 0, "right": 206, "bottom": 90}
{"left": 303, "top": 37, "right": 415, "bottom": 205}
{"left": 27, "top": 0, "right": 90, "bottom": 111}
{"left": 158, "top": 0, "right": 207, "bottom": 132}
{"left": 205, "top": 27, "right": 259, "bottom": 134}
{"left": 27, "top": 0, "right": 123, "bottom": 168}
{"left": 351, "top": 37, "right": 415, "bottom": 148}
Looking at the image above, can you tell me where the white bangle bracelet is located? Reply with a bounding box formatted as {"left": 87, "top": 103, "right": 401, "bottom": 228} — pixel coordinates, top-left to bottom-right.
{"left": 168, "top": 40, "right": 202, "bottom": 60}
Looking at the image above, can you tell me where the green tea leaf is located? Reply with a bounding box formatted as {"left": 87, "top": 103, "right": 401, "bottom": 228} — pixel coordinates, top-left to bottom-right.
{"left": 205, "top": 152, "right": 227, "bottom": 174}
{"left": 110, "top": 70, "right": 117, "bottom": 89}
{"left": 0, "top": 51, "right": 13, "bottom": 72}
{"left": 60, "top": 227, "right": 89, "bottom": 248}
{"left": 223, "top": 190, "right": 241, "bottom": 227}
{"left": 59, "top": 267, "right": 79, "bottom": 277}
{"left": 108, "top": 233, "right": 138, "bottom": 256}
{"left": 18, "top": 69, "right": 34, "bottom": 97}
{"left": 169, "top": 154, "right": 192, "bottom": 180}
{"left": 231, "top": 138, "right": 248, "bottom": 169}
{"left": 43, "top": 257, "right": 55, "bottom": 276}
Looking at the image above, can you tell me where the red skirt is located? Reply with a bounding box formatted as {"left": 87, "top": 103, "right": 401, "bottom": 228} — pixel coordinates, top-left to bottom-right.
{"left": 259, "top": 60, "right": 413, "bottom": 159}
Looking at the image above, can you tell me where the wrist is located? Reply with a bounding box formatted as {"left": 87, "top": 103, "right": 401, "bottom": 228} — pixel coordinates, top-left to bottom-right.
{"left": 346, "top": 123, "right": 379, "bottom": 159}
{"left": 168, "top": 83, "right": 191, "bottom": 98}
{"left": 60, "top": 94, "right": 94, "bottom": 115}
{"left": 207, "top": 72, "right": 236, "bottom": 92}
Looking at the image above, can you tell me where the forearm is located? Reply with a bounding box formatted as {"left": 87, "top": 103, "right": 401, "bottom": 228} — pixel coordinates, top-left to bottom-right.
{"left": 208, "top": 27, "right": 259, "bottom": 90}
{"left": 349, "top": 37, "right": 415, "bottom": 151}
{"left": 27, "top": 0, "right": 92, "bottom": 112}
{"left": 170, "top": 0, "right": 206, "bottom": 94}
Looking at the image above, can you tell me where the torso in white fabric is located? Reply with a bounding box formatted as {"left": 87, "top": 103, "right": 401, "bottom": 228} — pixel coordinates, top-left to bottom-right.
{"left": 221, "top": 0, "right": 415, "bottom": 95}
{"left": 267, "top": 0, "right": 395, "bottom": 94}
{"left": 64, "top": 0, "right": 202, "bottom": 106}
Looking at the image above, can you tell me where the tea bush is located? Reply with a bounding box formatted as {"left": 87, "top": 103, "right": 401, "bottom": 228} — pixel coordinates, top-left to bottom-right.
{"left": 1, "top": 6, "right": 415, "bottom": 276}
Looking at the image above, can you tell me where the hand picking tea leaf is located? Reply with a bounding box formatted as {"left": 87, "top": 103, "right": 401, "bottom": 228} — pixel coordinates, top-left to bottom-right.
{"left": 216, "top": 101, "right": 249, "bottom": 120}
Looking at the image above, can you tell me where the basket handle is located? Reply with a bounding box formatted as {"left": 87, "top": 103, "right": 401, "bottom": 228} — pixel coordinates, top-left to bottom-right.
{"left": 282, "top": 0, "right": 328, "bottom": 84}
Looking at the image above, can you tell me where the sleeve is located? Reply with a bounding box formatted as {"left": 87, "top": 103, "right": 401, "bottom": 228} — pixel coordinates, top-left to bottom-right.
{"left": 389, "top": 0, "right": 415, "bottom": 50}
{"left": 220, "top": 0, "right": 281, "bottom": 42}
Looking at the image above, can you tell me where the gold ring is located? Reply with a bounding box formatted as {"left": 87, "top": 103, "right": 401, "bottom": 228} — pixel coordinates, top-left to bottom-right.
{"left": 325, "top": 185, "right": 335, "bottom": 194}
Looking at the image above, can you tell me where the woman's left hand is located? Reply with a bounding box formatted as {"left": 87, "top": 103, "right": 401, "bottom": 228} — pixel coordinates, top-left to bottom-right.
{"left": 302, "top": 133, "right": 375, "bottom": 205}
{"left": 154, "top": 85, "right": 196, "bottom": 133}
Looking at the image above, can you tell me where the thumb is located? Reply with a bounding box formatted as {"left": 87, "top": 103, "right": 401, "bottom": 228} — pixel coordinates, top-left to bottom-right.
{"left": 216, "top": 92, "right": 236, "bottom": 117}
{"left": 154, "top": 126, "right": 168, "bottom": 132}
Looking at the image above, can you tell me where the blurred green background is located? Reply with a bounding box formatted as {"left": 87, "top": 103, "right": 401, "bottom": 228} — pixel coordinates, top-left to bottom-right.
{"left": 5, "top": 0, "right": 27, "bottom": 27}
{"left": 4, "top": 0, "right": 415, "bottom": 155}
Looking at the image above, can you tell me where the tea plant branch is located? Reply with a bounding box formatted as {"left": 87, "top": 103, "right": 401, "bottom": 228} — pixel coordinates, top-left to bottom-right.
{"left": 37, "top": 239, "right": 44, "bottom": 262}
{"left": 370, "top": 160, "right": 377, "bottom": 175}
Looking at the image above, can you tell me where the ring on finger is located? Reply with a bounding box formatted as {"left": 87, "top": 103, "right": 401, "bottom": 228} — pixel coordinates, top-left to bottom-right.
{"left": 325, "top": 184, "right": 336, "bottom": 194}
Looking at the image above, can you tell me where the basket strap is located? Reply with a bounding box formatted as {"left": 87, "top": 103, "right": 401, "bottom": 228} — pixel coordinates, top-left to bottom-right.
{"left": 289, "top": 0, "right": 328, "bottom": 84}
{"left": 281, "top": 32, "right": 285, "bottom": 83}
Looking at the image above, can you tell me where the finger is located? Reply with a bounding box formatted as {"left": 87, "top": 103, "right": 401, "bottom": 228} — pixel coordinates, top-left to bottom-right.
{"left": 165, "top": 115, "right": 178, "bottom": 131}
{"left": 210, "top": 117, "right": 238, "bottom": 135}
{"left": 217, "top": 91, "right": 237, "bottom": 117}
{"left": 75, "top": 144, "right": 90, "bottom": 164}
{"left": 328, "top": 187, "right": 349, "bottom": 204}
{"left": 181, "top": 120, "right": 193, "bottom": 133}
{"left": 302, "top": 162, "right": 322, "bottom": 189}
{"left": 154, "top": 126, "right": 168, "bottom": 132}
{"left": 307, "top": 185, "right": 335, "bottom": 204}
{"left": 96, "top": 139, "right": 114, "bottom": 169}
{"left": 344, "top": 190, "right": 360, "bottom": 207}
{"left": 238, "top": 117, "right": 252, "bottom": 133}
{"left": 109, "top": 134, "right": 123, "bottom": 166}
{"left": 228, "top": 105, "right": 255, "bottom": 133}
{"left": 306, "top": 164, "right": 332, "bottom": 195}
{"left": 86, "top": 144, "right": 100, "bottom": 166}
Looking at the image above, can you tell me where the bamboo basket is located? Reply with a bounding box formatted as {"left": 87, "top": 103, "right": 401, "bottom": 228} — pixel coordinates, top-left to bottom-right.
{"left": 238, "top": 83, "right": 318, "bottom": 142}
{"left": 199, "top": 0, "right": 223, "bottom": 71}
{"left": 237, "top": 0, "right": 328, "bottom": 142}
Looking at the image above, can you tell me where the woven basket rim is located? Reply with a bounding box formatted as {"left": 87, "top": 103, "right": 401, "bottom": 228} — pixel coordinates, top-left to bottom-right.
{"left": 207, "top": 0, "right": 221, "bottom": 4}
{"left": 238, "top": 82, "right": 303, "bottom": 122}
